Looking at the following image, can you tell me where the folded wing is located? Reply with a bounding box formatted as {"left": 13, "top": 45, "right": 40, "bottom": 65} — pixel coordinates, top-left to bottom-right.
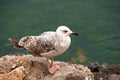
{"left": 18, "top": 32, "right": 57, "bottom": 56}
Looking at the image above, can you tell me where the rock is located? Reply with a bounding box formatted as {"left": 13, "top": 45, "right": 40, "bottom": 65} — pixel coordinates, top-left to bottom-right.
{"left": 87, "top": 62, "right": 120, "bottom": 80}
{"left": 0, "top": 54, "right": 94, "bottom": 80}
{"left": 45, "top": 62, "right": 94, "bottom": 80}
{"left": 108, "top": 74, "right": 120, "bottom": 80}
{"left": 0, "top": 66, "right": 25, "bottom": 80}
{"left": 0, "top": 54, "right": 50, "bottom": 80}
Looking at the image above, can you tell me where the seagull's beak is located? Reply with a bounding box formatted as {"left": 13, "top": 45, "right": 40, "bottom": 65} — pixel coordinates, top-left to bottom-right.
{"left": 71, "top": 32, "right": 78, "bottom": 36}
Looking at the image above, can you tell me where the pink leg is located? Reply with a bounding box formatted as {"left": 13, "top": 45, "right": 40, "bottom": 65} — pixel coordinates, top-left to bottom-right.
{"left": 48, "top": 64, "right": 60, "bottom": 74}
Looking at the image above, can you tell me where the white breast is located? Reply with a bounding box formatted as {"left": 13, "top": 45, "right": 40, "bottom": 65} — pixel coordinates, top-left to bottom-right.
{"left": 57, "top": 36, "right": 71, "bottom": 56}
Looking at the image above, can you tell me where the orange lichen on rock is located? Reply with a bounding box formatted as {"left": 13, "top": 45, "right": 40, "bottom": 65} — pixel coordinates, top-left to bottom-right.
{"left": 0, "top": 66, "right": 25, "bottom": 80}
{"left": 0, "top": 54, "right": 94, "bottom": 80}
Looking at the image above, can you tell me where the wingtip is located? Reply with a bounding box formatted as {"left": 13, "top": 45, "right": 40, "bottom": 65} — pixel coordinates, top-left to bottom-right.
{"left": 8, "top": 38, "right": 19, "bottom": 43}
{"left": 8, "top": 38, "right": 12, "bottom": 41}
{"left": 8, "top": 38, "right": 15, "bottom": 42}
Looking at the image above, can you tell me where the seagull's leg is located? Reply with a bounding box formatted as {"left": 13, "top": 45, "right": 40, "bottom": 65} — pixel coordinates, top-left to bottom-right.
{"left": 50, "top": 57, "right": 54, "bottom": 68}
{"left": 48, "top": 57, "right": 60, "bottom": 74}
{"left": 40, "top": 50, "right": 57, "bottom": 67}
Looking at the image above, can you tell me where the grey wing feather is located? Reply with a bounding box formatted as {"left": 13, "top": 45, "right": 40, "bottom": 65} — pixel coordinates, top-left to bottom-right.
{"left": 40, "top": 31, "right": 55, "bottom": 36}
{"left": 35, "top": 36, "right": 56, "bottom": 54}
{"left": 18, "top": 32, "right": 57, "bottom": 56}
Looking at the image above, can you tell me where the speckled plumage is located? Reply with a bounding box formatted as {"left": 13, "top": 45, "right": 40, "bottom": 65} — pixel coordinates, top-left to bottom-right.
{"left": 9, "top": 26, "right": 78, "bottom": 59}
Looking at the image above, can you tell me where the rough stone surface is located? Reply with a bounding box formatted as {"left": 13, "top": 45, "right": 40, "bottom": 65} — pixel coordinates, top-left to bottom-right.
{"left": 45, "top": 62, "right": 94, "bottom": 80}
{"left": 0, "top": 54, "right": 94, "bottom": 80}
{"left": 87, "top": 62, "right": 120, "bottom": 80}
{"left": 0, "top": 66, "right": 25, "bottom": 80}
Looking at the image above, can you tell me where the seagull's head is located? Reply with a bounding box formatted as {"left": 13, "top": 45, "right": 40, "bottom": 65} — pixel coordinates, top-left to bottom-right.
{"left": 56, "top": 26, "right": 78, "bottom": 37}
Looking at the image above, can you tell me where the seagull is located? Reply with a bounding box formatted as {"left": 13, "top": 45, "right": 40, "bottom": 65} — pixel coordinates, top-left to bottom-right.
{"left": 9, "top": 26, "right": 78, "bottom": 72}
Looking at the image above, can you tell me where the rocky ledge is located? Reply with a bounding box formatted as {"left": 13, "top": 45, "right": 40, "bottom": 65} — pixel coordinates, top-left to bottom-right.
{"left": 0, "top": 53, "right": 119, "bottom": 80}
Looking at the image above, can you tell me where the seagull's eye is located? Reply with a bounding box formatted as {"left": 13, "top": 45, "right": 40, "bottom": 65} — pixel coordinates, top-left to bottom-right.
{"left": 63, "top": 30, "right": 68, "bottom": 33}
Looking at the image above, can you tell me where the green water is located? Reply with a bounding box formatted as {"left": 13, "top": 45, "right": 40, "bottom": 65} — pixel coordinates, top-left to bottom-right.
{"left": 0, "top": 0, "right": 120, "bottom": 64}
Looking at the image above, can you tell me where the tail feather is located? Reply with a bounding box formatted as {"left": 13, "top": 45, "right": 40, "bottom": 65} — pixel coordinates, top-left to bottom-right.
{"left": 8, "top": 38, "right": 22, "bottom": 48}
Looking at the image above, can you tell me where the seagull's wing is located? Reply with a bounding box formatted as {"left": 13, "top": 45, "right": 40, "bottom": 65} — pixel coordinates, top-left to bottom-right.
{"left": 40, "top": 31, "right": 56, "bottom": 36}
{"left": 18, "top": 32, "right": 58, "bottom": 56}
{"left": 36, "top": 36, "right": 56, "bottom": 54}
